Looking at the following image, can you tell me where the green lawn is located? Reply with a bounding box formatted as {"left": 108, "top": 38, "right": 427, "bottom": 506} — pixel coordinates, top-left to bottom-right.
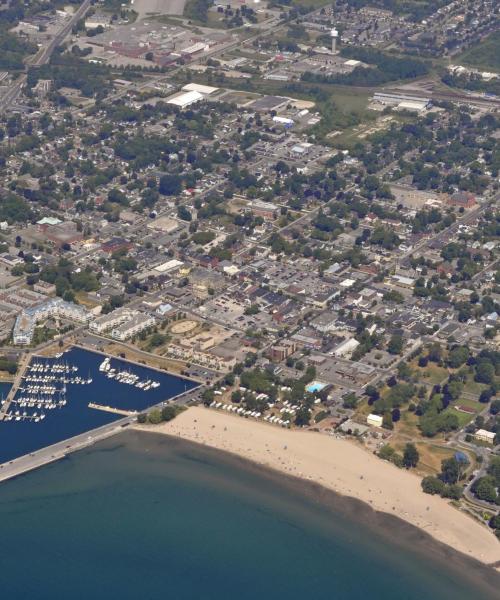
{"left": 409, "top": 361, "right": 449, "bottom": 385}
{"left": 454, "top": 397, "right": 482, "bottom": 412}
{"left": 442, "top": 406, "right": 475, "bottom": 428}
{"left": 463, "top": 379, "right": 489, "bottom": 397}
{"left": 392, "top": 440, "right": 456, "bottom": 476}
{"left": 396, "top": 409, "right": 421, "bottom": 438}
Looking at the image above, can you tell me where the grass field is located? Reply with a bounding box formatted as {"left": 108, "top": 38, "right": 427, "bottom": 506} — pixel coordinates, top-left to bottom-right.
{"left": 396, "top": 410, "right": 420, "bottom": 438}
{"left": 463, "top": 379, "right": 489, "bottom": 397}
{"left": 392, "top": 439, "right": 456, "bottom": 476}
{"left": 74, "top": 291, "right": 100, "bottom": 309}
{"left": 456, "top": 30, "right": 500, "bottom": 72}
{"left": 409, "top": 360, "right": 449, "bottom": 385}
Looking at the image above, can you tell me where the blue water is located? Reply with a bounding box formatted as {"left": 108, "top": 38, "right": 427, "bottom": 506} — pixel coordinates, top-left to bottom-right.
{"left": 306, "top": 381, "right": 326, "bottom": 393}
{"left": 0, "top": 347, "right": 198, "bottom": 464}
{"left": 0, "top": 432, "right": 497, "bottom": 600}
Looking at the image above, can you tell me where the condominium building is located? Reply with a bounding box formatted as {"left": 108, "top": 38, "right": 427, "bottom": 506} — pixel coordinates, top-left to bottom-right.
{"left": 89, "top": 308, "right": 134, "bottom": 334}
{"left": 12, "top": 298, "right": 90, "bottom": 345}
{"left": 110, "top": 313, "right": 156, "bottom": 341}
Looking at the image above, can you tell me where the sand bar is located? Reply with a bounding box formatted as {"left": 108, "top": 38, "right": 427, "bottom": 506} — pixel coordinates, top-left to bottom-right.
{"left": 135, "top": 406, "right": 500, "bottom": 565}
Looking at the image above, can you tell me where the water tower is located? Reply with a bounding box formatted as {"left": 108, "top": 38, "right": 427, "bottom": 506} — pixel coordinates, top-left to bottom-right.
{"left": 330, "top": 27, "right": 339, "bottom": 54}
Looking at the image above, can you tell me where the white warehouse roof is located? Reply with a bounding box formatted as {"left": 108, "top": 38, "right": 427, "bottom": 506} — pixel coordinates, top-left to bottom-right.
{"left": 167, "top": 90, "right": 204, "bottom": 107}
{"left": 182, "top": 83, "right": 219, "bottom": 95}
{"left": 397, "top": 100, "right": 428, "bottom": 112}
{"left": 154, "top": 259, "right": 183, "bottom": 273}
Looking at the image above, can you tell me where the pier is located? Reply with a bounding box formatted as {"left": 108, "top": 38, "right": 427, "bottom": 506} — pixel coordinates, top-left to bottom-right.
{"left": 88, "top": 403, "right": 137, "bottom": 417}
{"left": 0, "top": 382, "right": 203, "bottom": 483}
{"left": 0, "top": 418, "right": 132, "bottom": 484}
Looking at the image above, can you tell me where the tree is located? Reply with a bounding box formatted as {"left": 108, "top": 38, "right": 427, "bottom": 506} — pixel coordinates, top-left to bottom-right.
{"left": 295, "top": 406, "right": 311, "bottom": 427}
{"left": 161, "top": 405, "right": 178, "bottom": 422}
{"left": 177, "top": 205, "right": 192, "bottom": 221}
{"left": 387, "top": 334, "right": 404, "bottom": 355}
{"left": 475, "top": 361, "right": 494, "bottom": 384}
{"left": 343, "top": 393, "right": 358, "bottom": 409}
{"left": 147, "top": 409, "right": 162, "bottom": 424}
{"left": 445, "top": 379, "right": 463, "bottom": 401}
{"left": 427, "top": 343, "right": 443, "bottom": 363}
{"left": 472, "top": 476, "right": 497, "bottom": 503}
{"left": 487, "top": 457, "right": 500, "bottom": 486}
{"left": 403, "top": 443, "right": 419, "bottom": 468}
{"left": 421, "top": 476, "right": 445, "bottom": 495}
{"left": 447, "top": 346, "right": 469, "bottom": 368}
{"left": 442, "top": 484, "right": 463, "bottom": 500}
{"left": 378, "top": 444, "right": 396, "bottom": 461}
{"left": 440, "top": 457, "right": 461, "bottom": 484}
{"left": 382, "top": 412, "right": 393, "bottom": 430}
{"left": 397, "top": 362, "right": 412, "bottom": 381}
{"left": 202, "top": 389, "right": 215, "bottom": 404}
{"left": 159, "top": 174, "right": 182, "bottom": 196}
{"left": 244, "top": 304, "right": 260, "bottom": 315}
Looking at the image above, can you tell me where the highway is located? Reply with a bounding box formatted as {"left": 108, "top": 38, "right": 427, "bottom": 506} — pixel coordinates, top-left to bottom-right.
{"left": 0, "top": 0, "right": 93, "bottom": 113}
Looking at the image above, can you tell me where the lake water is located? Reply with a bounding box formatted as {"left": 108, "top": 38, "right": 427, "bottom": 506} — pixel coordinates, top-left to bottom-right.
{"left": 0, "top": 347, "right": 198, "bottom": 464}
{"left": 0, "top": 431, "right": 497, "bottom": 600}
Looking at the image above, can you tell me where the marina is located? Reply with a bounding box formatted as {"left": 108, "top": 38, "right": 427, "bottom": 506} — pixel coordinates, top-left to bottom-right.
{"left": 0, "top": 346, "right": 199, "bottom": 468}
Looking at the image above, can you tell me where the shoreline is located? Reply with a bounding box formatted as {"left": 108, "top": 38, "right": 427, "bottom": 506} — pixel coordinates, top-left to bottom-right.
{"left": 134, "top": 406, "right": 500, "bottom": 566}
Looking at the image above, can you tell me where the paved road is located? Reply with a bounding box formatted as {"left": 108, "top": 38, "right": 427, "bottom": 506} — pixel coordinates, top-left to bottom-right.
{"left": 0, "top": 0, "right": 93, "bottom": 113}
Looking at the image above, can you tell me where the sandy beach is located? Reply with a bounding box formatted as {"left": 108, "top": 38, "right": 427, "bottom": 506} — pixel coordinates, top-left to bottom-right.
{"left": 135, "top": 406, "right": 500, "bottom": 565}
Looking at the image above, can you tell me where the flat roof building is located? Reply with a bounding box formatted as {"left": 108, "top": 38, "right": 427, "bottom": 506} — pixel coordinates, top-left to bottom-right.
{"left": 182, "top": 83, "right": 219, "bottom": 95}
{"left": 111, "top": 313, "right": 156, "bottom": 341}
{"left": 474, "top": 429, "right": 496, "bottom": 444}
{"left": 167, "top": 90, "right": 204, "bottom": 108}
{"left": 367, "top": 413, "right": 383, "bottom": 427}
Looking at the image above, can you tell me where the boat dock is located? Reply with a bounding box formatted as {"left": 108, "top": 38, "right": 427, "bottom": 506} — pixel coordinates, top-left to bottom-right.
{"left": 0, "top": 383, "right": 203, "bottom": 483}
{"left": 88, "top": 403, "right": 137, "bottom": 417}
{"left": 0, "top": 352, "right": 32, "bottom": 421}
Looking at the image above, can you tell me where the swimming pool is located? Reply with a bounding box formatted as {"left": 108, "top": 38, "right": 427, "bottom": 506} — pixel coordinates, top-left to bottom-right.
{"left": 306, "top": 381, "right": 327, "bottom": 393}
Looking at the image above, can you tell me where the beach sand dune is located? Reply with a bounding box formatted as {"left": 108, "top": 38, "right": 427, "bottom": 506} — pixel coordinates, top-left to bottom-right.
{"left": 135, "top": 407, "right": 500, "bottom": 565}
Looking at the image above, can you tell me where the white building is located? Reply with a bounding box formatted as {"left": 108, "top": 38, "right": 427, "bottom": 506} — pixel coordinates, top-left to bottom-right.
{"left": 111, "top": 313, "right": 155, "bottom": 341}
{"left": 89, "top": 308, "right": 134, "bottom": 334}
{"left": 367, "top": 413, "right": 383, "bottom": 427}
{"left": 13, "top": 298, "right": 90, "bottom": 345}
{"left": 153, "top": 259, "right": 183, "bottom": 274}
{"left": 166, "top": 90, "right": 204, "bottom": 108}
{"left": 474, "top": 429, "right": 496, "bottom": 444}
{"left": 182, "top": 83, "right": 219, "bottom": 95}
{"left": 333, "top": 337, "right": 360, "bottom": 358}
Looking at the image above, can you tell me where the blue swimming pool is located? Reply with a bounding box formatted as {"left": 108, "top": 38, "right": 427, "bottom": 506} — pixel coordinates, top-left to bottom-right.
{"left": 306, "top": 381, "right": 327, "bottom": 393}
